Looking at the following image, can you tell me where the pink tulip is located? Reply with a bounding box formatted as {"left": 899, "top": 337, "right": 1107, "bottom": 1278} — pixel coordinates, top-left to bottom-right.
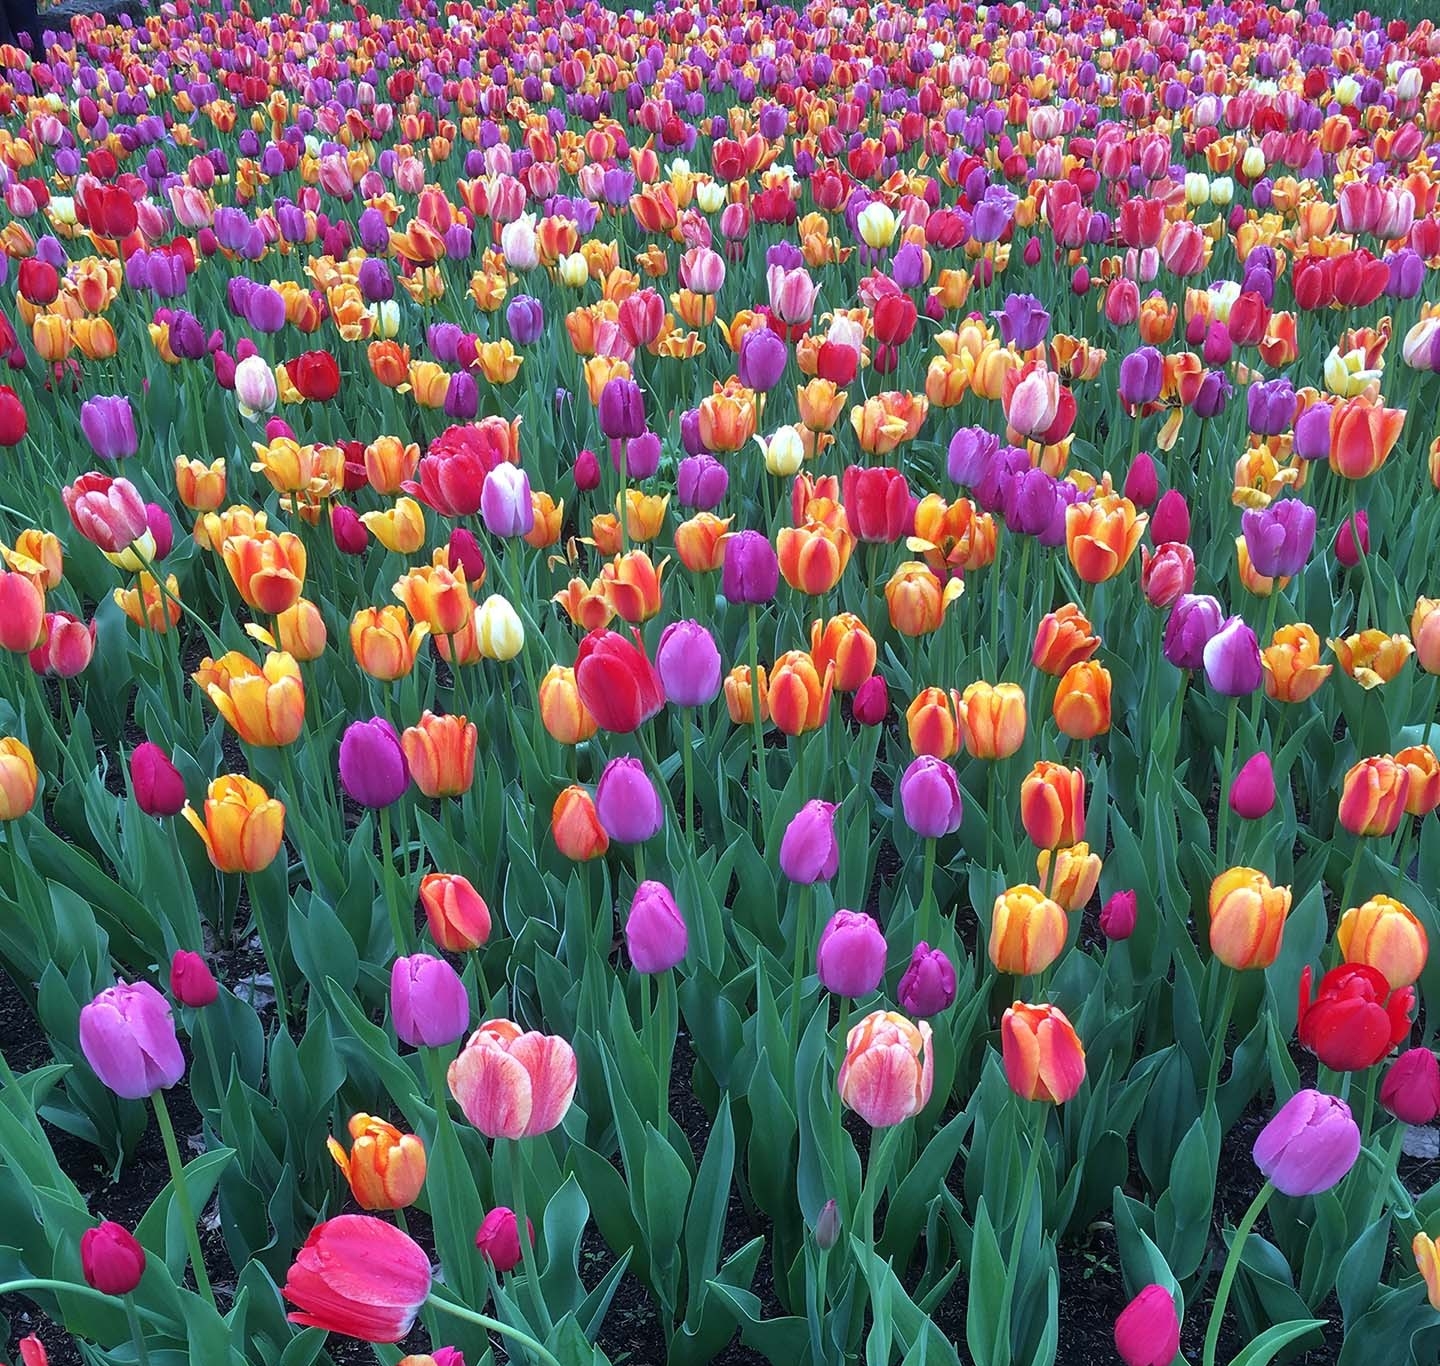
{"left": 447, "top": 1019, "right": 577, "bottom": 1139}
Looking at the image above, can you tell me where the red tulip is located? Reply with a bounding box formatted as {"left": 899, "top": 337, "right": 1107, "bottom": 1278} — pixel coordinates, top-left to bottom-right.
{"left": 841, "top": 464, "right": 913, "bottom": 543}
{"left": 1297, "top": 964, "right": 1414, "bottom": 1072}
{"left": 284, "top": 1215, "right": 431, "bottom": 1342}
{"left": 288, "top": 350, "right": 341, "bottom": 402}
{"left": 573, "top": 628, "right": 665, "bottom": 733}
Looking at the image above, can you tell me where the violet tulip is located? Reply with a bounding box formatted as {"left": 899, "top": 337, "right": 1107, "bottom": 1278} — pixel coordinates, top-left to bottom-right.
{"left": 898, "top": 756, "right": 963, "bottom": 838}
{"left": 594, "top": 756, "right": 663, "bottom": 844}
{"left": 897, "top": 942, "right": 957, "bottom": 1016}
{"left": 1202, "top": 616, "right": 1263, "bottom": 695}
{"left": 677, "top": 454, "right": 728, "bottom": 510}
{"left": 815, "top": 910, "right": 887, "bottom": 997}
{"left": 1163, "top": 593, "right": 1224, "bottom": 670}
{"left": 625, "top": 880, "right": 689, "bottom": 973}
{"left": 656, "top": 620, "right": 722, "bottom": 707}
{"left": 391, "top": 954, "right": 469, "bottom": 1048}
{"left": 1241, "top": 499, "right": 1316, "bottom": 578}
{"left": 1252, "top": 1088, "right": 1361, "bottom": 1196}
{"left": 480, "top": 464, "right": 534, "bottom": 539}
{"left": 80, "top": 395, "right": 139, "bottom": 463}
{"left": 339, "top": 718, "right": 410, "bottom": 807}
{"left": 778, "top": 799, "right": 840, "bottom": 883}
{"left": 79, "top": 981, "right": 186, "bottom": 1099}
{"left": 722, "top": 530, "right": 780, "bottom": 605}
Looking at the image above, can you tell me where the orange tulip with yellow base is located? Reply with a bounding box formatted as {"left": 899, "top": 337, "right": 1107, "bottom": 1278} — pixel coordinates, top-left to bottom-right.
{"left": 327, "top": 1115, "right": 426, "bottom": 1211}
{"left": 182, "top": 775, "right": 285, "bottom": 874}
{"left": 957, "top": 681, "right": 1026, "bottom": 759}
{"left": 989, "top": 886, "right": 1068, "bottom": 976}
{"left": 401, "top": 713, "right": 476, "bottom": 798}
{"left": 1208, "top": 867, "right": 1292, "bottom": 969}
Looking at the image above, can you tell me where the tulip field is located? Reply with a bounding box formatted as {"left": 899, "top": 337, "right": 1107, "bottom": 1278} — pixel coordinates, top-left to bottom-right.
{"left": 6, "top": 0, "right": 1440, "bottom": 1362}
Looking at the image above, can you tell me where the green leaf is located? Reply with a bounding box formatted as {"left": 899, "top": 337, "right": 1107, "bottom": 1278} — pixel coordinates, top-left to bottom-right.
{"left": 684, "top": 1095, "right": 735, "bottom": 1315}
{"left": 1228, "top": 1318, "right": 1329, "bottom": 1366}
{"left": 1336, "top": 1215, "right": 1391, "bottom": 1329}
{"left": 965, "top": 1198, "right": 1006, "bottom": 1366}
{"left": 135, "top": 1147, "right": 236, "bottom": 1282}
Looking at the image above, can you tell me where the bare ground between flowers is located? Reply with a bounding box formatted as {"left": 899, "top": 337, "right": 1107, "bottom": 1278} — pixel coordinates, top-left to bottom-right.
{"left": 5, "top": 961, "right": 1431, "bottom": 1365}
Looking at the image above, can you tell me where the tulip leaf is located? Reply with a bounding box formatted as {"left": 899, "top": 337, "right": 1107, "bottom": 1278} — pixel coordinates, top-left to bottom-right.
{"left": 1228, "top": 1318, "right": 1329, "bottom": 1366}
{"left": 1336, "top": 1213, "right": 1390, "bottom": 1329}
{"left": 135, "top": 1145, "right": 236, "bottom": 1280}
{"left": 965, "top": 1198, "right": 1006, "bottom": 1366}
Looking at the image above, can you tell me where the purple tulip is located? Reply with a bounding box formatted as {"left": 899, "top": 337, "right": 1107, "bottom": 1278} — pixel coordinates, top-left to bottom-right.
{"left": 898, "top": 756, "right": 963, "bottom": 839}
{"left": 677, "top": 454, "right": 728, "bottom": 510}
{"left": 1001, "top": 467, "right": 1061, "bottom": 537}
{"left": 79, "top": 981, "right": 186, "bottom": 1099}
{"left": 947, "top": 426, "right": 1001, "bottom": 487}
{"left": 897, "top": 942, "right": 957, "bottom": 1016}
{"left": 891, "top": 241, "right": 926, "bottom": 289}
{"left": 625, "top": 880, "right": 689, "bottom": 973}
{"left": 80, "top": 396, "right": 138, "bottom": 462}
{"left": 722, "top": 529, "right": 780, "bottom": 605}
{"left": 1293, "top": 401, "right": 1332, "bottom": 461}
{"left": 617, "top": 431, "right": 661, "bottom": 480}
{"left": 391, "top": 953, "right": 470, "bottom": 1048}
{"left": 480, "top": 464, "right": 534, "bottom": 539}
{"left": 444, "top": 371, "right": 479, "bottom": 421}
{"left": 594, "top": 757, "right": 663, "bottom": 844}
{"left": 737, "top": 328, "right": 788, "bottom": 393}
{"left": 1202, "top": 616, "right": 1263, "bottom": 696}
{"left": 339, "top": 718, "right": 410, "bottom": 807}
{"left": 506, "top": 295, "right": 544, "bottom": 345}
{"left": 778, "top": 799, "right": 840, "bottom": 884}
{"left": 1190, "top": 369, "right": 1232, "bottom": 420}
{"left": 679, "top": 408, "right": 710, "bottom": 459}
{"left": 656, "top": 620, "right": 721, "bottom": 707}
{"left": 1100, "top": 890, "right": 1138, "bottom": 941}
{"left": 992, "top": 293, "right": 1050, "bottom": 351}
{"left": 1252, "top": 1089, "right": 1360, "bottom": 1196}
{"left": 815, "top": 910, "right": 887, "bottom": 997}
{"left": 1241, "top": 499, "right": 1316, "bottom": 578}
{"left": 1246, "top": 377, "right": 1295, "bottom": 437}
{"left": 1162, "top": 593, "right": 1224, "bottom": 670}
{"left": 358, "top": 257, "right": 393, "bottom": 302}
{"left": 598, "top": 377, "right": 646, "bottom": 441}
{"left": 1118, "top": 347, "right": 1164, "bottom": 408}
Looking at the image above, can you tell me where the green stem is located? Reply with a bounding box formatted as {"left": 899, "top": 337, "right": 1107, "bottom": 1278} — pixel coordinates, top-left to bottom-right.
{"left": 0, "top": 1280, "right": 173, "bottom": 1326}
{"left": 1202, "top": 1181, "right": 1275, "bottom": 1366}
{"left": 426, "top": 1290, "right": 562, "bottom": 1366}
{"left": 378, "top": 804, "right": 410, "bottom": 958}
{"left": 1361, "top": 1120, "right": 1408, "bottom": 1228}
{"left": 152, "top": 1089, "right": 215, "bottom": 1307}
{"left": 1214, "top": 695, "right": 1240, "bottom": 874}
{"left": 992, "top": 1103, "right": 1047, "bottom": 1365}
{"left": 505, "top": 1138, "right": 551, "bottom": 1335}
{"left": 125, "top": 1293, "right": 152, "bottom": 1366}
{"left": 1204, "top": 972, "right": 1241, "bottom": 1112}
{"left": 194, "top": 1011, "right": 228, "bottom": 1127}
{"left": 789, "top": 883, "right": 812, "bottom": 1067}
{"left": 1349, "top": 483, "right": 1378, "bottom": 633}
{"left": 917, "top": 838, "right": 937, "bottom": 947}
{"left": 858, "top": 1123, "right": 904, "bottom": 1277}
{"left": 681, "top": 705, "right": 696, "bottom": 837}
{"left": 830, "top": 998, "right": 851, "bottom": 1217}
{"left": 748, "top": 604, "right": 768, "bottom": 832}
{"left": 1249, "top": 591, "right": 1281, "bottom": 734}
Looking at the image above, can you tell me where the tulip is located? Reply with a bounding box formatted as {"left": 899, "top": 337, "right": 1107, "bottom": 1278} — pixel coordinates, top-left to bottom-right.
{"left": 391, "top": 954, "right": 469, "bottom": 1049}
{"left": 480, "top": 465, "right": 535, "bottom": 540}
{"left": 81, "top": 1222, "right": 147, "bottom": 1296}
{"left": 328, "top": 1114, "right": 426, "bottom": 1211}
{"left": 598, "top": 377, "right": 646, "bottom": 441}
{"left": 419, "top": 873, "right": 492, "bottom": 953}
{"left": 989, "top": 885, "right": 1068, "bottom": 976}
{"left": 1252, "top": 1089, "right": 1361, "bottom": 1196}
{"left": 594, "top": 756, "right": 664, "bottom": 844}
{"left": 1020, "top": 761, "right": 1085, "bottom": 850}
{"left": 79, "top": 982, "right": 186, "bottom": 1100}
{"left": 1150, "top": 489, "right": 1191, "bottom": 544}
{"left": 1297, "top": 964, "right": 1414, "bottom": 1072}
{"left": 898, "top": 756, "right": 963, "bottom": 839}
{"left": 1001, "top": 1002, "right": 1086, "bottom": 1103}
{"left": 897, "top": 942, "right": 957, "bottom": 1017}
{"left": 809, "top": 614, "right": 876, "bottom": 693}
{"left": 853, "top": 675, "right": 889, "bottom": 726}
{"left": 448, "top": 1019, "right": 578, "bottom": 1139}
{"left": 339, "top": 719, "right": 410, "bottom": 809}
{"left": 957, "top": 681, "right": 1026, "bottom": 759}
{"left": 1229, "top": 752, "right": 1276, "bottom": 819}
{"left": 130, "top": 743, "right": 186, "bottom": 817}
{"left": 1033, "top": 604, "right": 1100, "bottom": 676}
{"left": 574, "top": 629, "right": 665, "bottom": 733}
{"left": 722, "top": 530, "right": 780, "bottom": 605}
{"left": 63, "top": 473, "right": 153, "bottom": 567}
{"left": 1035, "top": 843, "right": 1102, "bottom": 913}
{"left": 837, "top": 1010, "right": 934, "bottom": 1127}
{"left": 778, "top": 800, "right": 839, "bottom": 884}
{"left": 1338, "top": 756, "right": 1411, "bottom": 837}
{"left": 906, "top": 688, "right": 960, "bottom": 760}
{"left": 476, "top": 1208, "right": 533, "bottom": 1273}
{"left": 401, "top": 712, "right": 476, "bottom": 799}
{"left": 1114, "top": 1285, "right": 1181, "bottom": 1366}
{"left": 1163, "top": 594, "right": 1224, "bottom": 671}
{"left": 1053, "top": 661, "right": 1112, "bottom": 740}
{"left": 1202, "top": 616, "right": 1263, "bottom": 695}
{"left": 0, "top": 571, "right": 44, "bottom": 653}
{"left": 170, "top": 951, "right": 218, "bottom": 1008}
{"left": 1100, "top": 890, "right": 1138, "bottom": 941}
{"left": 284, "top": 1216, "right": 432, "bottom": 1342}
{"left": 551, "top": 786, "right": 609, "bottom": 862}
{"left": 1262, "top": 625, "right": 1332, "bottom": 703}
{"left": 80, "top": 395, "right": 139, "bottom": 463}
{"left": 815, "top": 911, "right": 887, "bottom": 997}
{"left": 1334, "top": 512, "right": 1370, "bottom": 570}
{"left": 1241, "top": 500, "right": 1316, "bottom": 579}
{"left": 1065, "top": 495, "right": 1146, "bottom": 583}
{"left": 394, "top": 565, "right": 472, "bottom": 638}
{"left": 656, "top": 620, "right": 722, "bottom": 707}
{"left": 767, "top": 651, "right": 833, "bottom": 736}
{"left": 537, "top": 666, "right": 598, "bottom": 746}
{"left": 625, "top": 880, "right": 689, "bottom": 973}
{"left": 1416, "top": 1234, "right": 1440, "bottom": 1312}
{"left": 1336, "top": 896, "right": 1428, "bottom": 990}
{"left": 194, "top": 650, "right": 305, "bottom": 747}
{"left": 182, "top": 775, "right": 285, "bottom": 873}
{"left": 1380, "top": 1048, "right": 1440, "bottom": 1126}
{"left": 1209, "top": 867, "right": 1292, "bottom": 970}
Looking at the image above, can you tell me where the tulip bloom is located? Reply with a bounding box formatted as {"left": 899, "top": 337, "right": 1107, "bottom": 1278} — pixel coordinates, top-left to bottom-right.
{"left": 837, "top": 1010, "right": 934, "bottom": 1127}
{"left": 222, "top": 531, "right": 307, "bottom": 617}
{"left": 327, "top": 1114, "right": 427, "bottom": 1211}
{"left": 476, "top": 1208, "right": 533, "bottom": 1273}
{"left": 551, "top": 786, "right": 609, "bottom": 862}
{"left": 448, "top": 1019, "right": 578, "bottom": 1139}
{"left": 1114, "top": 1285, "right": 1181, "bottom": 1366}
{"left": 1053, "top": 661, "right": 1112, "bottom": 740}
{"left": 574, "top": 629, "right": 666, "bottom": 733}
{"left": 1297, "top": 964, "right": 1414, "bottom": 1071}
{"left": 989, "top": 885, "right": 1068, "bottom": 976}
{"left": 339, "top": 719, "right": 410, "bottom": 808}
{"left": 1065, "top": 496, "right": 1147, "bottom": 583}
{"left": 815, "top": 911, "right": 887, "bottom": 997}
{"left": 1338, "top": 756, "right": 1411, "bottom": 837}
{"left": 767, "top": 651, "right": 833, "bottom": 736}
{"left": 419, "top": 873, "right": 492, "bottom": 953}
{"left": 778, "top": 799, "right": 839, "bottom": 884}
{"left": 957, "top": 681, "right": 1026, "bottom": 759}
{"left": 625, "top": 881, "right": 688, "bottom": 973}
{"left": 1328, "top": 399, "right": 1406, "bottom": 479}
{"left": 1252, "top": 1089, "right": 1361, "bottom": 1196}
{"left": 182, "top": 775, "right": 285, "bottom": 873}
{"left": 401, "top": 712, "right": 476, "bottom": 799}
{"left": 594, "top": 756, "right": 664, "bottom": 844}
{"left": 1381, "top": 1049, "right": 1440, "bottom": 1126}
{"left": 906, "top": 688, "right": 961, "bottom": 759}
{"left": 169, "top": 951, "right": 219, "bottom": 1009}
{"left": 1336, "top": 896, "right": 1428, "bottom": 991}
{"left": 1262, "top": 625, "right": 1332, "bottom": 702}
{"left": 1035, "top": 843, "right": 1102, "bottom": 912}
{"left": 81, "top": 1222, "right": 147, "bottom": 1296}
{"left": 1020, "top": 761, "right": 1085, "bottom": 850}
{"left": 79, "top": 981, "right": 186, "bottom": 1100}
{"left": 898, "top": 756, "right": 963, "bottom": 839}
{"left": 897, "top": 943, "right": 957, "bottom": 1017}
{"left": 1415, "top": 1234, "right": 1440, "bottom": 1312}
{"left": 656, "top": 620, "right": 722, "bottom": 707}
{"left": 1001, "top": 1002, "right": 1086, "bottom": 1103}
{"left": 1330, "top": 631, "right": 1414, "bottom": 690}
{"left": 1229, "top": 752, "right": 1276, "bottom": 819}
{"left": 193, "top": 651, "right": 305, "bottom": 747}
{"left": 391, "top": 954, "right": 469, "bottom": 1049}
{"left": 809, "top": 613, "right": 876, "bottom": 693}
{"left": 284, "top": 1216, "right": 432, "bottom": 1342}
{"left": 1032, "top": 604, "right": 1100, "bottom": 676}
{"left": 1209, "top": 868, "right": 1292, "bottom": 970}
{"left": 1396, "top": 745, "right": 1440, "bottom": 817}
{"left": 537, "top": 666, "right": 599, "bottom": 745}
{"left": 0, "top": 737, "right": 38, "bottom": 821}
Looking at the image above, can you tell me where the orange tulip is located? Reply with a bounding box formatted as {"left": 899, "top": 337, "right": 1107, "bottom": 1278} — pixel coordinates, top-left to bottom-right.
{"left": 837, "top": 1010, "right": 934, "bottom": 1127}
{"left": 552, "top": 578, "right": 615, "bottom": 632}
{"left": 725, "top": 665, "right": 769, "bottom": 724}
{"left": 0, "top": 737, "right": 37, "bottom": 821}
{"left": 909, "top": 495, "right": 998, "bottom": 574}
{"left": 222, "top": 532, "right": 307, "bottom": 617}
{"left": 1001, "top": 1002, "right": 1086, "bottom": 1103}
{"left": 364, "top": 437, "right": 420, "bottom": 495}
{"left": 418, "top": 872, "right": 492, "bottom": 952}
{"left": 906, "top": 687, "right": 962, "bottom": 759}
{"left": 538, "top": 665, "right": 599, "bottom": 745}
{"left": 114, "top": 572, "right": 183, "bottom": 634}
{"left": 698, "top": 382, "right": 757, "bottom": 452}
{"left": 957, "top": 681, "right": 1026, "bottom": 760}
{"left": 796, "top": 379, "right": 847, "bottom": 431}
{"left": 1411, "top": 598, "right": 1440, "bottom": 674}
{"left": 1065, "top": 495, "right": 1147, "bottom": 583}
{"left": 524, "top": 492, "right": 564, "bottom": 549}
{"left": 1032, "top": 603, "right": 1101, "bottom": 676}
{"left": 393, "top": 565, "right": 473, "bottom": 638}
{"left": 767, "top": 651, "right": 833, "bottom": 736}
{"left": 674, "top": 513, "right": 732, "bottom": 573}
{"left": 1336, "top": 895, "right": 1428, "bottom": 991}
{"left": 777, "top": 521, "right": 853, "bottom": 595}
{"left": 5, "top": 530, "right": 63, "bottom": 589}
{"left": 193, "top": 650, "right": 305, "bottom": 747}
{"left": 885, "top": 561, "right": 963, "bottom": 636}
{"left": 181, "top": 775, "right": 285, "bottom": 874}
{"left": 1208, "top": 867, "right": 1292, "bottom": 969}
{"left": 1328, "top": 399, "right": 1406, "bottom": 479}
{"left": 1262, "top": 624, "right": 1332, "bottom": 702}
{"left": 599, "top": 550, "right": 667, "bottom": 623}
{"left": 619, "top": 491, "right": 669, "bottom": 544}
{"left": 1053, "top": 660, "right": 1112, "bottom": 739}
{"left": 1329, "top": 630, "right": 1414, "bottom": 689}
{"left": 1036, "top": 843, "right": 1102, "bottom": 912}
{"left": 1395, "top": 745, "right": 1440, "bottom": 817}
{"left": 401, "top": 712, "right": 476, "bottom": 798}
{"left": 327, "top": 1114, "right": 427, "bottom": 1211}
{"left": 1020, "top": 761, "right": 1086, "bottom": 849}
{"left": 1338, "top": 755, "right": 1411, "bottom": 837}
{"left": 989, "top": 885, "right": 1068, "bottom": 976}
{"left": 551, "top": 785, "right": 608, "bottom": 861}
{"left": 809, "top": 613, "right": 875, "bottom": 692}
{"left": 174, "top": 457, "right": 227, "bottom": 513}
{"left": 351, "top": 606, "right": 429, "bottom": 681}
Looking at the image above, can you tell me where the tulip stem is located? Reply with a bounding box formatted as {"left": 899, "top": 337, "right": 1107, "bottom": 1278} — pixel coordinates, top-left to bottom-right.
{"left": 1249, "top": 591, "right": 1281, "bottom": 733}
{"left": 1204, "top": 971, "right": 1241, "bottom": 1113}
{"left": 504, "top": 1138, "right": 551, "bottom": 1335}
{"left": 1214, "top": 695, "right": 1240, "bottom": 875}
{"left": 0, "top": 1280, "right": 173, "bottom": 1326}
{"left": 992, "top": 1103, "right": 1047, "bottom": 1366}
{"left": 681, "top": 705, "right": 696, "bottom": 836}
{"left": 1349, "top": 483, "right": 1378, "bottom": 632}
{"left": 830, "top": 998, "right": 851, "bottom": 1216}
{"left": 124, "top": 1293, "right": 151, "bottom": 1366}
{"left": 748, "top": 605, "right": 768, "bottom": 832}
{"left": 1202, "top": 1180, "right": 1275, "bottom": 1366}
{"left": 789, "top": 883, "right": 812, "bottom": 1065}
{"left": 426, "top": 1290, "right": 562, "bottom": 1366}
{"left": 917, "top": 838, "right": 937, "bottom": 948}
{"left": 378, "top": 805, "right": 410, "bottom": 958}
{"left": 151, "top": 1089, "right": 216, "bottom": 1308}
{"left": 1362, "top": 1120, "right": 1409, "bottom": 1228}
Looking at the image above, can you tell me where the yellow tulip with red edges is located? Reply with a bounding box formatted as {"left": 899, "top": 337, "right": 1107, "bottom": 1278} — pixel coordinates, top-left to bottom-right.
{"left": 1065, "top": 495, "right": 1147, "bottom": 583}
{"left": 351, "top": 606, "right": 429, "bottom": 681}
{"left": 767, "top": 651, "right": 832, "bottom": 736}
{"left": 957, "top": 681, "right": 1026, "bottom": 760}
{"left": 182, "top": 775, "right": 285, "bottom": 874}
{"left": 193, "top": 651, "right": 305, "bottom": 748}
{"left": 809, "top": 613, "right": 875, "bottom": 692}
{"left": 327, "top": 1114, "right": 426, "bottom": 1211}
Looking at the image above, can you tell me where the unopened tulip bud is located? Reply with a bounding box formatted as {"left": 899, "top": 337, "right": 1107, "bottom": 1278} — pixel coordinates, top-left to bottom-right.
{"left": 815, "top": 910, "right": 887, "bottom": 997}
{"left": 1335, "top": 512, "right": 1369, "bottom": 569}
{"left": 1229, "top": 752, "right": 1276, "bottom": 819}
{"left": 1114, "top": 1284, "right": 1181, "bottom": 1366}
{"left": 853, "top": 675, "right": 889, "bottom": 726}
{"left": 625, "top": 880, "right": 689, "bottom": 973}
{"left": 81, "top": 1221, "right": 146, "bottom": 1296}
{"left": 897, "top": 941, "right": 957, "bottom": 1016}
{"left": 814, "top": 1199, "right": 841, "bottom": 1250}
{"left": 169, "top": 950, "right": 218, "bottom": 1007}
{"left": 1100, "top": 889, "right": 1137, "bottom": 941}
{"left": 1380, "top": 1048, "right": 1440, "bottom": 1125}
{"left": 130, "top": 742, "right": 187, "bottom": 817}
{"left": 475, "top": 1207, "right": 533, "bottom": 1272}
{"left": 594, "top": 756, "right": 663, "bottom": 844}
{"left": 778, "top": 799, "right": 840, "bottom": 884}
